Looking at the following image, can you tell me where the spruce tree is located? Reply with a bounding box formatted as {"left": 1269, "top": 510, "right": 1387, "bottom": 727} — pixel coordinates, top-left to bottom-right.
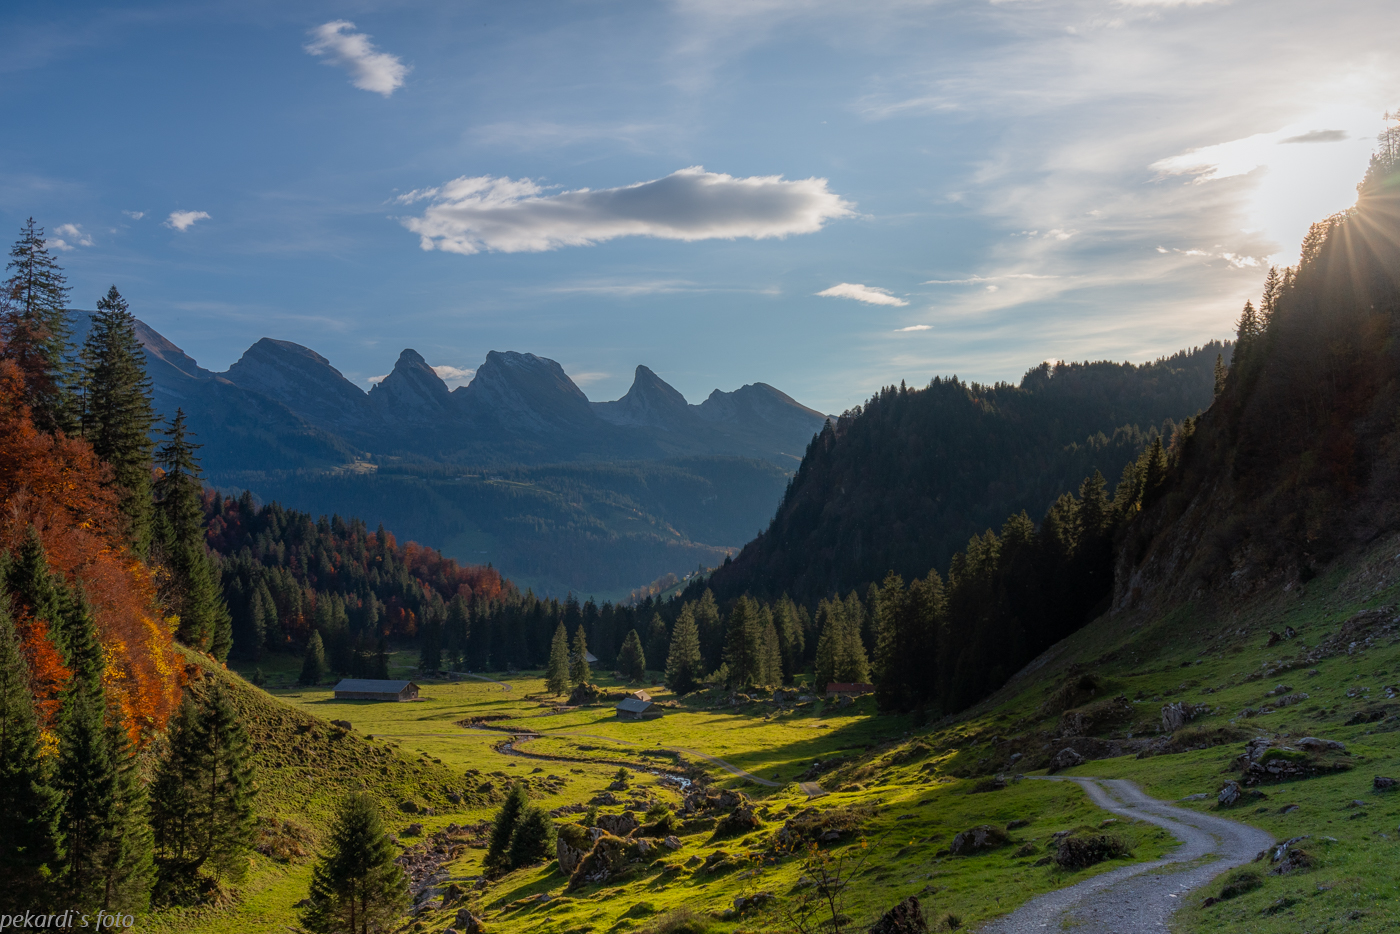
{"left": 98, "top": 715, "right": 155, "bottom": 912}
{"left": 300, "top": 631, "right": 327, "bottom": 686}
{"left": 506, "top": 807, "right": 555, "bottom": 869}
{"left": 1, "top": 218, "right": 75, "bottom": 433}
{"left": 693, "top": 590, "right": 722, "bottom": 671}
{"left": 302, "top": 793, "right": 409, "bottom": 934}
{"left": 154, "top": 411, "right": 233, "bottom": 658}
{"left": 544, "top": 622, "right": 571, "bottom": 695}
{"left": 664, "top": 605, "right": 703, "bottom": 695}
{"left": 722, "top": 597, "right": 761, "bottom": 688}
{"left": 79, "top": 285, "right": 157, "bottom": 555}
{"left": 1213, "top": 353, "right": 1227, "bottom": 396}
{"left": 484, "top": 782, "right": 529, "bottom": 877}
{"left": 774, "top": 596, "right": 805, "bottom": 684}
{"left": 759, "top": 617, "right": 783, "bottom": 687}
{"left": 644, "top": 615, "right": 668, "bottom": 675}
{"left": 1142, "top": 436, "right": 1168, "bottom": 503}
{"left": 616, "top": 629, "right": 646, "bottom": 683}
{"left": 569, "top": 624, "right": 591, "bottom": 685}
{"left": 0, "top": 591, "right": 63, "bottom": 912}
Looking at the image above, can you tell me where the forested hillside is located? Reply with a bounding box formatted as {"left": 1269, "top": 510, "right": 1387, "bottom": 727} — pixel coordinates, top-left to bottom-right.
{"left": 1120, "top": 137, "right": 1400, "bottom": 607}
{"left": 701, "top": 344, "right": 1227, "bottom": 606}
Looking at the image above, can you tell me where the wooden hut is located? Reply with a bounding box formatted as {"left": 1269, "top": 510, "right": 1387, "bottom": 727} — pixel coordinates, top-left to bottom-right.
{"left": 332, "top": 679, "right": 420, "bottom": 701}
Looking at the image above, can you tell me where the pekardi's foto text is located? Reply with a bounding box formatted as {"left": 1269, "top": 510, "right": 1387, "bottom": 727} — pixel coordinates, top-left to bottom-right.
{"left": 0, "top": 911, "right": 135, "bottom": 930}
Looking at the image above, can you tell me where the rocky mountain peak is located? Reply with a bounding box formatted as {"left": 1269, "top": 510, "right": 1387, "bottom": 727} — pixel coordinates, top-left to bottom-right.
{"left": 223, "top": 337, "right": 368, "bottom": 428}
{"left": 368, "top": 348, "right": 452, "bottom": 417}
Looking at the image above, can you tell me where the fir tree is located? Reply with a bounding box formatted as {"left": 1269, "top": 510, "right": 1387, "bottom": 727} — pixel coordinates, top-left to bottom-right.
{"left": 569, "top": 624, "right": 591, "bottom": 686}
{"left": 0, "top": 591, "right": 64, "bottom": 912}
{"left": 484, "top": 783, "right": 529, "bottom": 877}
{"left": 300, "top": 631, "right": 327, "bottom": 686}
{"left": 1, "top": 218, "right": 75, "bottom": 433}
{"left": 693, "top": 589, "right": 722, "bottom": 672}
{"left": 98, "top": 714, "right": 155, "bottom": 912}
{"left": 1142, "top": 436, "right": 1168, "bottom": 503}
{"left": 544, "top": 622, "right": 571, "bottom": 695}
{"left": 758, "top": 616, "right": 783, "bottom": 687}
{"left": 506, "top": 808, "right": 555, "bottom": 869}
{"left": 79, "top": 285, "right": 157, "bottom": 555}
{"left": 617, "top": 628, "right": 646, "bottom": 683}
{"left": 417, "top": 614, "right": 441, "bottom": 674}
{"left": 154, "top": 411, "right": 233, "bottom": 658}
{"left": 722, "top": 596, "right": 761, "bottom": 688}
{"left": 302, "top": 794, "right": 409, "bottom": 934}
{"left": 664, "top": 605, "right": 703, "bottom": 695}
{"left": 644, "top": 614, "right": 668, "bottom": 675}
{"left": 1213, "top": 353, "right": 1227, "bottom": 396}
{"left": 773, "top": 596, "right": 805, "bottom": 685}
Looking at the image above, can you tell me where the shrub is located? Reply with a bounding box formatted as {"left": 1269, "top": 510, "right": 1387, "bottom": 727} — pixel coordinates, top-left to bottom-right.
{"left": 507, "top": 807, "right": 556, "bottom": 869}
{"left": 1053, "top": 833, "right": 1130, "bottom": 869}
{"left": 1218, "top": 869, "right": 1263, "bottom": 899}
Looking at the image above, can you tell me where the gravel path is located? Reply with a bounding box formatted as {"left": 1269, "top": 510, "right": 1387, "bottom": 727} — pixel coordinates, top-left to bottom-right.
{"left": 979, "top": 776, "right": 1273, "bottom": 934}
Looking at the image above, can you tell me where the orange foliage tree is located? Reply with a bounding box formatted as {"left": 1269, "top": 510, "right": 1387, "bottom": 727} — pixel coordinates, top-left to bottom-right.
{"left": 0, "top": 359, "right": 180, "bottom": 741}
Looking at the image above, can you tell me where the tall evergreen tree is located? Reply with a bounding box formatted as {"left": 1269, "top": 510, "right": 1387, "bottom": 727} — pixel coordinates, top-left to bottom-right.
{"left": 302, "top": 794, "right": 409, "bottom": 934}
{"left": 98, "top": 715, "right": 155, "bottom": 912}
{"left": 154, "top": 410, "right": 232, "bottom": 658}
{"left": 506, "top": 807, "right": 555, "bottom": 870}
{"left": 664, "top": 605, "right": 703, "bottom": 695}
{"left": 300, "top": 631, "right": 327, "bottom": 686}
{"left": 1, "top": 218, "right": 75, "bottom": 433}
{"left": 616, "top": 629, "right": 646, "bottom": 683}
{"left": 483, "top": 782, "right": 529, "bottom": 877}
{"left": 417, "top": 612, "right": 441, "bottom": 674}
{"left": 758, "top": 615, "right": 783, "bottom": 687}
{"left": 722, "top": 596, "right": 761, "bottom": 687}
{"left": 149, "top": 682, "right": 255, "bottom": 899}
{"left": 773, "top": 596, "right": 806, "bottom": 684}
{"left": 0, "top": 590, "right": 63, "bottom": 912}
{"left": 569, "top": 624, "right": 591, "bottom": 685}
{"left": 693, "top": 589, "right": 723, "bottom": 672}
{"left": 79, "top": 285, "right": 157, "bottom": 555}
{"left": 644, "top": 614, "right": 668, "bottom": 675}
{"left": 544, "top": 622, "right": 571, "bottom": 694}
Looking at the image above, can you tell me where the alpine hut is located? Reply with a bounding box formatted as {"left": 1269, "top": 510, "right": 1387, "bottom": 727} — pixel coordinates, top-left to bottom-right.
{"left": 333, "top": 679, "right": 420, "bottom": 702}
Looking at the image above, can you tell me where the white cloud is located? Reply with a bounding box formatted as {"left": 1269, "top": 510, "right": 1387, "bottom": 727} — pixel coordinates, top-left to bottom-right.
{"left": 399, "top": 166, "right": 853, "bottom": 255}
{"left": 305, "top": 20, "right": 409, "bottom": 97}
{"left": 431, "top": 364, "right": 475, "bottom": 388}
{"left": 122, "top": 210, "right": 144, "bottom": 220}
{"left": 895, "top": 324, "right": 931, "bottom": 331}
{"left": 366, "top": 374, "right": 387, "bottom": 385}
{"left": 49, "top": 223, "right": 93, "bottom": 251}
{"left": 1281, "top": 129, "right": 1349, "bottom": 144}
{"left": 165, "top": 210, "right": 210, "bottom": 231}
{"left": 816, "top": 282, "right": 908, "bottom": 306}
{"left": 567, "top": 370, "right": 610, "bottom": 386}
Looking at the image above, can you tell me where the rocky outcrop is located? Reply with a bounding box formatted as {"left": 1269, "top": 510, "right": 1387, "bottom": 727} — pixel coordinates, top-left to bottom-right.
{"left": 949, "top": 824, "right": 1011, "bottom": 855}
{"left": 867, "top": 896, "right": 928, "bottom": 934}
{"left": 369, "top": 349, "right": 453, "bottom": 419}
{"left": 1048, "top": 748, "right": 1086, "bottom": 773}
{"left": 595, "top": 812, "right": 639, "bottom": 837}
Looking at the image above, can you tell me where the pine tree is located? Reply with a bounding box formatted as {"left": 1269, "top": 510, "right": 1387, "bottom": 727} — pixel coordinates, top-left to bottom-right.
{"left": 644, "top": 614, "right": 668, "bottom": 674}
{"left": 1142, "top": 436, "right": 1168, "bottom": 502}
{"left": 0, "top": 591, "right": 63, "bottom": 912}
{"left": 98, "top": 715, "right": 155, "bottom": 912}
{"left": 154, "top": 410, "right": 233, "bottom": 658}
{"left": 759, "top": 616, "right": 783, "bottom": 687}
{"left": 1213, "top": 353, "right": 1227, "bottom": 396}
{"left": 773, "top": 596, "right": 804, "bottom": 684}
{"left": 417, "top": 614, "right": 441, "bottom": 674}
{"left": 79, "top": 285, "right": 157, "bottom": 555}
{"left": 484, "top": 782, "right": 529, "bottom": 877}
{"left": 300, "top": 631, "right": 327, "bottom": 686}
{"left": 149, "top": 682, "right": 255, "bottom": 899}
{"left": 664, "top": 605, "right": 703, "bottom": 695}
{"left": 1, "top": 218, "right": 75, "bottom": 433}
{"left": 693, "top": 589, "right": 722, "bottom": 672}
{"left": 506, "top": 807, "right": 555, "bottom": 869}
{"left": 569, "top": 624, "right": 591, "bottom": 685}
{"left": 722, "top": 596, "right": 761, "bottom": 688}
{"left": 1259, "top": 265, "right": 1282, "bottom": 332}
{"left": 302, "top": 794, "right": 409, "bottom": 934}
{"left": 544, "top": 622, "right": 571, "bottom": 694}
{"left": 617, "top": 629, "right": 646, "bottom": 683}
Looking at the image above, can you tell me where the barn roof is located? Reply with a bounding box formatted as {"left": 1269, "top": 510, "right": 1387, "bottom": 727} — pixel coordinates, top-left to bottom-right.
{"left": 333, "top": 679, "right": 416, "bottom": 693}
{"left": 616, "top": 697, "right": 654, "bottom": 714}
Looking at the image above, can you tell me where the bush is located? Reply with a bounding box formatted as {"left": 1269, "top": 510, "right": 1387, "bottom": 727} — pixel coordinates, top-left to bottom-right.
{"left": 1041, "top": 673, "right": 1103, "bottom": 715}
{"left": 1218, "top": 869, "right": 1262, "bottom": 899}
{"left": 507, "top": 807, "right": 556, "bottom": 869}
{"left": 1053, "top": 833, "right": 1130, "bottom": 869}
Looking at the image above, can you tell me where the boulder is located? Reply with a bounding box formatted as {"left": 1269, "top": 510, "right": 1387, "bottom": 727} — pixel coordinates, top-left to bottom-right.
{"left": 1374, "top": 775, "right": 1398, "bottom": 791}
{"left": 711, "top": 804, "right": 762, "bottom": 840}
{"left": 949, "top": 825, "right": 1010, "bottom": 856}
{"left": 568, "top": 682, "right": 601, "bottom": 706}
{"left": 595, "top": 812, "right": 639, "bottom": 836}
{"left": 866, "top": 896, "right": 928, "bottom": 934}
{"left": 1048, "top": 748, "right": 1086, "bottom": 773}
{"left": 557, "top": 835, "right": 588, "bottom": 875}
{"left": 402, "top": 823, "right": 424, "bottom": 837}
{"left": 566, "top": 833, "right": 654, "bottom": 890}
{"left": 1160, "top": 702, "right": 1209, "bottom": 732}
{"left": 330, "top": 719, "right": 352, "bottom": 730}
{"left": 453, "top": 909, "right": 487, "bottom": 934}
{"left": 1295, "top": 737, "right": 1346, "bottom": 753}
{"left": 1218, "top": 780, "right": 1242, "bottom": 806}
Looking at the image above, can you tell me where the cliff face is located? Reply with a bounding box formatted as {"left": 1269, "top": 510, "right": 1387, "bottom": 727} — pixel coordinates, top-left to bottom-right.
{"left": 1115, "top": 164, "right": 1400, "bottom": 609}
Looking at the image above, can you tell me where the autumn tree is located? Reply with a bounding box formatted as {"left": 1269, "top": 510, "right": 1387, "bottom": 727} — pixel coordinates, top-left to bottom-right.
{"left": 302, "top": 794, "right": 408, "bottom": 934}
{"left": 1, "top": 218, "right": 75, "bottom": 433}
{"left": 79, "top": 286, "right": 157, "bottom": 556}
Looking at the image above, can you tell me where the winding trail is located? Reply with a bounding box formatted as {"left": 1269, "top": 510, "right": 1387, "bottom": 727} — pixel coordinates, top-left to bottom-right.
{"left": 980, "top": 777, "right": 1272, "bottom": 934}
{"left": 496, "top": 731, "right": 781, "bottom": 788}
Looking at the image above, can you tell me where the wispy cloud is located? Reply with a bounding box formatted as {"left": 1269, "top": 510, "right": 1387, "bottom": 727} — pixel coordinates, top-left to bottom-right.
{"left": 816, "top": 282, "right": 908, "bottom": 306}
{"left": 895, "top": 324, "right": 931, "bottom": 331}
{"left": 923, "top": 274, "right": 1061, "bottom": 285}
{"left": 1280, "top": 129, "right": 1349, "bottom": 144}
{"left": 49, "top": 223, "right": 92, "bottom": 251}
{"left": 305, "top": 21, "right": 409, "bottom": 98}
{"left": 567, "top": 370, "right": 610, "bottom": 386}
{"left": 398, "top": 166, "right": 853, "bottom": 255}
{"left": 122, "top": 210, "right": 144, "bottom": 220}
{"left": 431, "top": 364, "right": 475, "bottom": 388}
{"left": 165, "top": 210, "right": 209, "bottom": 231}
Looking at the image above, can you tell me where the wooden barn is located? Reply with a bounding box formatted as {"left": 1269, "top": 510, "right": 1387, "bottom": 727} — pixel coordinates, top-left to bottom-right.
{"left": 615, "top": 694, "right": 660, "bottom": 720}
{"left": 332, "top": 679, "right": 420, "bottom": 702}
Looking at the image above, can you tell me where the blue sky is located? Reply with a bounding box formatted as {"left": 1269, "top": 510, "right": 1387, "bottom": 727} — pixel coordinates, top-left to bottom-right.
{"left": 2, "top": 1, "right": 1396, "bottom": 413}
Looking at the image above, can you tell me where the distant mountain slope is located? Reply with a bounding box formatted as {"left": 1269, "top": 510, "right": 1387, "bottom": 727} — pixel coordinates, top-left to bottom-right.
{"left": 699, "top": 344, "right": 1230, "bottom": 605}
{"left": 1119, "top": 154, "right": 1400, "bottom": 607}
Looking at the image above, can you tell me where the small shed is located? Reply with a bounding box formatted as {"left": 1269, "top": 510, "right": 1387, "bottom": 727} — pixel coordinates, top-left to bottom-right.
{"left": 825, "top": 682, "right": 874, "bottom": 697}
{"left": 615, "top": 696, "right": 660, "bottom": 720}
{"left": 333, "top": 679, "right": 420, "bottom": 702}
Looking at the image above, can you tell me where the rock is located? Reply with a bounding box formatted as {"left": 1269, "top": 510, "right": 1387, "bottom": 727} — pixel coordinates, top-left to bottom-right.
{"left": 866, "top": 896, "right": 928, "bottom": 934}
{"left": 685, "top": 854, "right": 703, "bottom": 867}
{"left": 454, "top": 908, "right": 487, "bottom": 934}
{"left": 590, "top": 792, "right": 621, "bottom": 807}
{"left": 446, "top": 792, "right": 462, "bottom": 804}
{"left": 663, "top": 835, "right": 683, "bottom": 850}
{"left": 949, "top": 825, "right": 1010, "bottom": 856}
{"left": 557, "top": 835, "right": 588, "bottom": 875}
{"left": 1053, "top": 833, "right": 1130, "bottom": 869}
{"left": 1048, "top": 748, "right": 1086, "bottom": 773}
{"left": 403, "top": 823, "right": 424, "bottom": 837}
{"left": 732, "top": 892, "right": 775, "bottom": 914}
{"left": 1374, "top": 775, "right": 1398, "bottom": 791}
{"left": 1265, "top": 684, "right": 1294, "bottom": 696}
{"left": 566, "top": 833, "right": 655, "bottom": 890}
{"left": 711, "top": 804, "right": 762, "bottom": 839}
{"left": 331, "top": 719, "right": 352, "bottom": 730}
{"left": 595, "top": 812, "right": 639, "bottom": 836}
{"left": 1218, "top": 781, "right": 1243, "bottom": 806}
{"left": 1161, "top": 701, "right": 1210, "bottom": 732}
{"left": 1178, "top": 793, "right": 1209, "bottom": 802}
{"left": 1006, "top": 819, "right": 1030, "bottom": 830}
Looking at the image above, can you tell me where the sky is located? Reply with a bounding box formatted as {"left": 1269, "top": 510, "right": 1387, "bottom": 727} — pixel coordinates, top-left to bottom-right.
{"left": 1, "top": 1, "right": 1396, "bottom": 414}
